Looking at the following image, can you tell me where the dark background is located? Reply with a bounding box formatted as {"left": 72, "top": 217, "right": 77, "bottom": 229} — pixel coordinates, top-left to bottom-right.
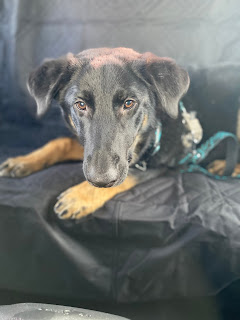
{"left": 1, "top": 0, "right": 240, "bottom": 151}
{"left": 1, "top": 1, "right": 240, "bottom": 320}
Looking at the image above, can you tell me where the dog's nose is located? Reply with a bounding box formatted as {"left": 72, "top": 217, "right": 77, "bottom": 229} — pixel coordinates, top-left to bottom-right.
{"left": 87, "top": 167, "right": 119, "bottom": 188}
{"left": 89, "top": 179, "right": 117, "bottom": 188}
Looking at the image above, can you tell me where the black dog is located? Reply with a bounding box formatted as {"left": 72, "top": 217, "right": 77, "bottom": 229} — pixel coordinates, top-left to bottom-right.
{"left": 0, "top": 48, "right": 239, "bottom": 219}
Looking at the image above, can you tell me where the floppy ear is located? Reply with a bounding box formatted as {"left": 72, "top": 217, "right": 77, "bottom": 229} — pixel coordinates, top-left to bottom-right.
{"left": 27, "top": 53, "right": 76, "bottom": 117}
{"left": 143, "top": 53, "right": 190, "bottom": 118}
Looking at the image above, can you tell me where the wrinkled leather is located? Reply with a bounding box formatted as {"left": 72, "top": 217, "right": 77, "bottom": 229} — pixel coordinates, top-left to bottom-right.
{"left": 0, "top": 158, "right": 240, "bottom": 302}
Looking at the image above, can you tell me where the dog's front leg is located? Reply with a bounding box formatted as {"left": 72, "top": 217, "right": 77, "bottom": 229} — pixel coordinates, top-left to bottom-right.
{"left": 54, "top": 175, "right": 137, "bottom": 219}
{"left": 0, "top": 137, "right": 83, "bottom": 177}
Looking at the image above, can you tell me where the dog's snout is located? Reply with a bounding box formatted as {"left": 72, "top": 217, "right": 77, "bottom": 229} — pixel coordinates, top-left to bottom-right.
{"left": 84, "top": 143, "right": 129, "bottom": 188}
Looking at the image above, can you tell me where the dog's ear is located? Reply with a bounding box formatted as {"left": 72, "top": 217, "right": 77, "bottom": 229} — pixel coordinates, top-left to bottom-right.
{"left": 143, "top": 53, "right": 190, "bottom": 118}
{"left": 27, "top": 53, "right": 77, "bottom": 117}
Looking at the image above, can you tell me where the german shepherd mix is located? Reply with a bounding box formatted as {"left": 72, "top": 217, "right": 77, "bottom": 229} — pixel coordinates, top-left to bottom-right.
{"left": 0, "top": 48, "right": 239, "bottom": 219}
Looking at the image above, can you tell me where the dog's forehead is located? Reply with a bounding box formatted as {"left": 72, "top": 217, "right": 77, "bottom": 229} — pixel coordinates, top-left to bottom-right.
{"left": 73, "top": 63, "right": 139, "bottom": 98}
{"left": 65, "top": 62, "right": 144, "bottom": 105}
{"left": 64, "top": 48, "right": 162, "bottom": 101}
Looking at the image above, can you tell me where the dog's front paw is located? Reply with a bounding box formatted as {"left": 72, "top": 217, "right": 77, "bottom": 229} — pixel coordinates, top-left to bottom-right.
{"left": 232, "top": 164, "right": 240, "bottom": 177}
{"left": 54, "top": 176, "right": 137, "bottom": 219}
{"left": 207, "top": 160, "right": 226, "bottom": 175}
{"left": 54, "top": 181, "right": 104, "bottom": 219}
{"left": 0, "top": 157, "right": 35, "bottom": 177}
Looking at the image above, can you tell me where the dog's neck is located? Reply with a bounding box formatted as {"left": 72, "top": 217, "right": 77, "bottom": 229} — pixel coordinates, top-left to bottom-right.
{"left": 133, "top": 103, "right": 203, "bottom": 170}
{"left": 131, "top": 121, "right": 162, "bottom": 171}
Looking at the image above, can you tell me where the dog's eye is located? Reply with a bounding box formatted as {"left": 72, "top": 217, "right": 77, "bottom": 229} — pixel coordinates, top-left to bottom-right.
{"left": 124, "top": 99, "right": 135, "bottom": 110}
{"left": 75, "top": 101, "right": 87, "bottom": 111}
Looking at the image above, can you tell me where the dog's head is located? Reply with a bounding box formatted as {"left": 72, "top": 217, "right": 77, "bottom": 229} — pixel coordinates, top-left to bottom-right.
{"left": 27, "top": 48, "right": 189, "bottom": 187}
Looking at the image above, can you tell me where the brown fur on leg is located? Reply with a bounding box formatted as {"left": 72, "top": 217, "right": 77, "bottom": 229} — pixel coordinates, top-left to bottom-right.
{"left": 54, "top": 175, "right": 138, "bottom": 219}
{"left": 0, "top": 137, "right": 84, "bottom": 177}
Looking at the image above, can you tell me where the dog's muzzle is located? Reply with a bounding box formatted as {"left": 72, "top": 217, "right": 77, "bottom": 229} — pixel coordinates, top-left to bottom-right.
{"left": 83, "top": 150, "right": 128, "bottom": 188}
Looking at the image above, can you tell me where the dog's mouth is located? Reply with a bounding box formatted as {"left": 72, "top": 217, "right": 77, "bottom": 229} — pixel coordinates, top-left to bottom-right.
{"left": 86, "top": 172, "right": 127, "bottom": 188}
{"left": 89, "top": 180, "right": 116, "bottom": 188}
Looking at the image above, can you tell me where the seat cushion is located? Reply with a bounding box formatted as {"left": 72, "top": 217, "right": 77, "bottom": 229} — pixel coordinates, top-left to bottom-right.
{"left": 0, "top": 147, "right": 240, "bottom": 303}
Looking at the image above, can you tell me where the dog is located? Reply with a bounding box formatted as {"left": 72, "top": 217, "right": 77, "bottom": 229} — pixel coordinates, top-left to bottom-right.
{"left": 0, "top": 48, "right": 239, "bottom": 219}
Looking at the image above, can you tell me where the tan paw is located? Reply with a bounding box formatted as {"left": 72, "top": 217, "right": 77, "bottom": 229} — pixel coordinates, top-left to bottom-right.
{"left": 54, "top": 181, "right": 106, "bottom": 219}
{"left": 54, "top": 176, "right": 137, "bottom": 220}
{"left": 207, "top": 160, "right": 226, "bottom": 175}
{"left": 232, "top": 164, "right": 240, "bottom": 177}
{"left": 0, "top": 156, "right": 39, "bottom": 178}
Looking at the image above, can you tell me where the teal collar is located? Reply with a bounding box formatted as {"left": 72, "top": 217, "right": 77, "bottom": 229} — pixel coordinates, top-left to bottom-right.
{"left": 151, "top": 122, "right": 162, "bottom": 156}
